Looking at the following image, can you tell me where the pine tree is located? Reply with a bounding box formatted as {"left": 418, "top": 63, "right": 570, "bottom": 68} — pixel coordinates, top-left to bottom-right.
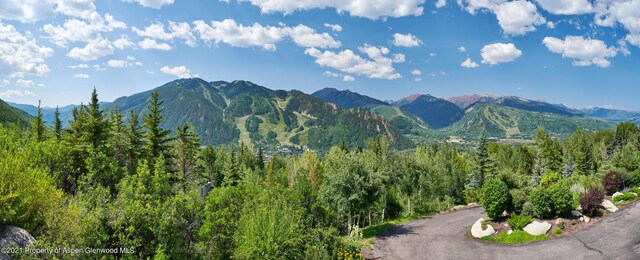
{"left": 84, "top": 88, "right": 110, "bottom": 150}
{"left": 143, "top": 92, "right": 172, "bottom": 167}
{"left": 109, "top": 106, "right": 127, "bottom": 167}
{"left": 562, "top": 154, "right": 576, "bottom": 179}
{"left": 469, "top": 132, "right": 495, "bottom": 189}
{"left": 126, "top": 110, "right": 145, "bottom": 175}
{"left": 222, "top": 146, "right": 239, "bottom": 186}
{"left": 256, "top": 147, "right": 265, "bottom": 169}
{"left": 32, "top": 100, "right": 46, "bottom": 142}
{"left": 174, "top": 123, "right": 200, "bottom": 193}
{"left": 54, "top": 106, "right": 62, "bottom": 142}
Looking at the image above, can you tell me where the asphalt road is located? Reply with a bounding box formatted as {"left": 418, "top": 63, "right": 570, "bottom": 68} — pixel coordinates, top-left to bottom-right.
{"left": 374, "top": 200, "right": 640, "bottom": 259}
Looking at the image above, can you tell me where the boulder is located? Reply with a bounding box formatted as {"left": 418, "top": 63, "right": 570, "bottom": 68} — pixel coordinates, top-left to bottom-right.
{"left": 571, "top": 210, "right": 582, "bottom": 217}
{"left": 471, "top": 218, "right": 494, "bottom": 238}
{"left": 612, "top": 192, "right": 624, "bottom": 201}
{"left": 601, "top": 199, "right": 618, "bottom": 213}
{"left": 453, "top": 205, "right": 466, "bottom": 211}
{"left": 0, "top": 226, "right": 36, "bottom": 259}
{"left": 507, "top": 230, "right": 513, "bottom": 235}
{"left": 555, "top": 218, "right": 564, "bottom": 225}
{"left": 584, "top": 216, "right": 591, "bottom": 223}
{"left": 467, "top": 203, "right": 479, "bottom": 207}
{"left": 523, "top": 221, "right": 551, "bottom": 236}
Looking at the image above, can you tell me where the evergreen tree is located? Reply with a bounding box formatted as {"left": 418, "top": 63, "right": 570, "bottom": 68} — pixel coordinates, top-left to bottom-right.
{"left": 54, "top": 106, "right": 62, "bottom": 142}
{"left": 32, "top": 100, "right": 46, "bottom": 142}
{"left": 84, "top": 88, "right": 110, "bottom": 151}
{"left": 468, "top": 132, "right": 495, "bottom": 189}
{"left": 174, "top": 123, "right": 200, "bottom": 193}
{"left": 109, "top": 106, "right": 127, "bottom": 167}
{"left": 143, "top": 92, "right": 172, "bottom": 167}
{"left": 126, "top": 110, "right": 145, "bottom": 175}
{"left": 562, "top": 154, "right": 576, "bottom": 179}
{"left": 535, "top": 127, "right": 563, "bottom": 172}
{"left": 256, "top": 147, "right": 265, "bottom": 169}
{"left": 222, "top": 146, "right": 239, "bottom": 186}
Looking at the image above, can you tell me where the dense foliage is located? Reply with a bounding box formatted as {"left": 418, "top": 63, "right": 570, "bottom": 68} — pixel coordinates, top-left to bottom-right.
{"left": 580, "top": 188, "right": 605, "bottom": 217}
{"left": 2, "top": 87, "right": 640, "bottom": 258}
{"left": 507, "top": 213, "right": 532, "bottom": 230}
{"left": 602, "top": 171, "right": 623, "bottom": 195}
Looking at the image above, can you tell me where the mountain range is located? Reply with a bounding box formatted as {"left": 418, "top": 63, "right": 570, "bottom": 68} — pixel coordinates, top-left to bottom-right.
{"left": 2, "top": 78, "right": 637, "bottom": 150}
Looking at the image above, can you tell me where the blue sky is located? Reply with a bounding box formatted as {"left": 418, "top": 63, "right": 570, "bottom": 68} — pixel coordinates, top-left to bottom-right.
{"left": 1, "top": 0, "right": 639, "bottom": 110}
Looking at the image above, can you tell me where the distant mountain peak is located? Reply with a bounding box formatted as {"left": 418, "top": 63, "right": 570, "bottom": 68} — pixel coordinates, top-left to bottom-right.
{"left": 311, "top": 88, "right": 387, "bottom": 109}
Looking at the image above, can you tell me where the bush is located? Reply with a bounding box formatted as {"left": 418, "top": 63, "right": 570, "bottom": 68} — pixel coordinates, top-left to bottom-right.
{"left": 509, "top": 189, "right": 528, "bottom": 214}
{"left": 480, "top": 179, "right": 512, "bottom": 219}
{"left": 630, "top": 187, "right": 640, "bottom": 195}
{"left": 580, "top": 188, "right": 604, "bottom": 217}
{"left": 626, "top": 170, "right": 640, "bottom": 187}
{"left": 553, "top": 228, "right": 563, "bottom": 236}
{"left": 539, "top": 172, "right": 561, "bottom": 188}
{"left": 530, "top": 182, "right": 573, "bottom": 218}
{"left": 612, "top": 192, "right": 637, "bottom": 203}
{"left": 602, "top": 171, "right": 622, "bottom": 195}
{"left": 507, "top": 213, "right": 532, "bottom": 230}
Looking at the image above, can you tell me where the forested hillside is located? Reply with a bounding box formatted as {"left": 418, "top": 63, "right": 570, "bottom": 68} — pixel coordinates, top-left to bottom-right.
{"left": 2, "top": 85, "right": 640, "bottom": 259}
{"left": 0, "top": 98, "right": 30, "bottom": 127}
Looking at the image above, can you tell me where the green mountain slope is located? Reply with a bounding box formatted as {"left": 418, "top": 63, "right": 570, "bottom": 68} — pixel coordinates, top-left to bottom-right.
{"left": 105, "top": 78, "right": 412, "bottom": 151}
{"left": 9, "top": 102, "right": 77, "bottom": 127}
{"left": 311, "top": 87, "right": 388, "bottom": 109}
{"left": 0, "top": 98, "right": 31, "bottom": 127}
{"left": 442, "top": 103, "right": 615, "bottom": 140}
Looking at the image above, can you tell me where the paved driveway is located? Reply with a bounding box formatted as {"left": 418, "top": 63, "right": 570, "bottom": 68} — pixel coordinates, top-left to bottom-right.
{"left": 374, "top": 201, "right": 640, "bottom": 259}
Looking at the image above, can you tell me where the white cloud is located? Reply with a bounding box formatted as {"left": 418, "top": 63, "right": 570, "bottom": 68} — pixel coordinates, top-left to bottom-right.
{"left": 43, "top": 19, "right": 101, "bottom": 47}
{"left": 145, "top": 70, "right": 154, "bottom": 74}
{"left": 234, "top": 0, "right": 425, "bottom": 20}
{"left": 411, "top": 69, "right": 422, "bottom": 75}
{"left": 284, "top": 25, "right": 341, "bottom": 48}
{"left": 193, "top": 19, "right": 340, "bottom": 50}
{"left": 0, "top": 22, "right": 53, "bottom": 78}
{"left": 160, "top": 65, "right": 195, "bottom": 78}
{"left": 594, "top": 0, "right": 640, "bottom": 47}
{"left": 480, "top": 43, "right": 522, "bottom": 65}
{"left": 1, "top": 79, "right": 8, "bottom": 85}
{"left": 429, "top": 52, "right": 437, "bottom": 57}
{"left": 0, "top": 0, "right": 98, "bottom": 22}
{"left": 193, "top": 19, "right": 284, "bottom": 51}
{"left": 67, "top": 39, "right": 115, "bottom": 61}
{"left": 324, "top": 23, "right": 343, "bottom": 32}
{"left": 536, "top": 0, "right": 593, "bottom": 15}
{"left": 618, "top": 39, "right": 631, "bottom": 56}
{"left": 323, "top": 71, "right": 340, "bottom": 77}
{"left": 123, "top": 0, "right": 174, "bottom": 9}
{"left": 304, "top": 44, "right": 404, "bottom": 80}
{"left": 414, "top": 77, "right": 422, "bottom": 81}
{"left": 436, "top": 0, "right": 447, "bottom": 8}
{"left": 542, "top": 35, "right": 617, "bottom": 68}
{"left": 546, "top": 21, "right": 555, "bottom": 29}
{"left": 492, "top": 1, "right": 546, "bottom": 35}
{"left": 343, "top": 75, "right": 355, "bottom": 81}
{"left": 0, "top": 89, "right": 35, "bottom": 99}
{"left": 113, "top": 35, "right": 136, "bottom": 49}
{"left": 107, "top": 59, "right": 127, "bottom": 68}
{"left": 127, "top": 56, "right": 136, "bottom": 61}
{"left": 132, "top": 21, "right": 197, "bottom": 47}
{"left": 458, "top": 46, "right": 467, "bottom": 52}
{"left": 17, "top": 79, "right": 35, "bottom": 88}
{"left": 105, "top": 14, "right": 127, "bottom": 29}
{"left": 391, "top": 33, "right": 423, "bottom": 47}
{"left": 93, "top": 64, "right": 106, "bottom": 71}
{"left": 68, "top": 64, "right": 90, "bottom": 69}
{"left": 461, "top": 57, "right": 480, "bottom": 68}
{"left": 457, "top": 0, "right": 507, "bottom": 14}
{"left": 138, "top": 38, "right": 173, "bottom": 51}
{"left": 75, "top": 73, "right": 90, "bottom": 78}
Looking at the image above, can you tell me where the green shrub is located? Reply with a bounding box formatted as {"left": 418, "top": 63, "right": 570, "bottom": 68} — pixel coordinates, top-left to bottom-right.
{"left": 540, "top": 172, "right": 561, "bottom": 188}
{"left": 509, "top": 189, "right": 528, "bottom": 214}
{"left": 626, "top": 170, "right": 640, "bottom": 187}
{"left": 480, "top": 179, "right": 512, "bottom": 219}
{"left": 612, "top": 192, "right": 637, "bottom": 203}
{"left": 507, "top": 213, "right": 532, "bottom": 230}
{"left": 553, "top": 228, "right": 563, "bottom": 236}
{"left": 629, "top": 187, "right": 640, "bottom": 195}
{"left": 558, "top": 222, "right": 565, "bottom": 230}
{"left": 530, "top": 182, "right": 573, "bottom": 218}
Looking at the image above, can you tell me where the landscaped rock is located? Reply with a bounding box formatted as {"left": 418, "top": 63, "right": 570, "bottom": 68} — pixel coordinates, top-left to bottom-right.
{"left": 471, "top": 218, "right": 494, "bottom": 238}
{"left": 555, "top": 218, "right": 564, "bottom": 225}
{"left": 571, "top": 210, "right": 582, "bottom": 217}
{"left": 507, "top": 230, "right": 513, "bottom": 235}
{"left": 580, "top": 217, "right": 584, "bottom": 222}
{"left": 584, "top": 216, "right": 591, "bottom": 223}
{"left": 467, "top": 203, "right": 479, "bottom": 207}
{"left": 0, "top": 226, "right": 36, "bottom": 259}
{"left": 453, "top": 205, "right": 466, "bottom": 210}
{"left": 612, "top": 192, "right": 624, "bottom": 201}
{"left": 602, "top": 199, "right": 618, "bottom": 213}
{"left": 523, "top": 221, "right": 551, "bottom": 236}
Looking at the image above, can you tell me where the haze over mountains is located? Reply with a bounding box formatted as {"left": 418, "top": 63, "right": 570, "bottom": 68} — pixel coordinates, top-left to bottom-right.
{"left": 3, "top": 78, "right": 637, "bottom": 150}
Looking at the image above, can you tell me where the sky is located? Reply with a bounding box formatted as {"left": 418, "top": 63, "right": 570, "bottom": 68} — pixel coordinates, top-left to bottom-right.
{"left": 0, "top": 0, "right": 639, "bottom": 110}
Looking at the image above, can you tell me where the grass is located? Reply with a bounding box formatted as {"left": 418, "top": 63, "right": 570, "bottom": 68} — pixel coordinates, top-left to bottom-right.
{"left": 483, "top": 230, "right": 550, "bottom": 244}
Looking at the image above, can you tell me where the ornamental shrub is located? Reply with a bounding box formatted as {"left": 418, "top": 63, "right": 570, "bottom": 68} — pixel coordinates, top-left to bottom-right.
{"left": 612, "top": 192, "right": 636, "bottom": 204}
{"left": 530, "top": 182, "right": 573, "bottom": 218}
{"left": 507, "top": 213, "right": 532, "bottom": 230}
{"left": 480, "top": 178, "right": 512, "bottom": 219}
{"left": 602, "top": 171, "right": 622, "bottom": 195}
{"left": 579, "top": 188, "right": 604, "bottom": 217}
